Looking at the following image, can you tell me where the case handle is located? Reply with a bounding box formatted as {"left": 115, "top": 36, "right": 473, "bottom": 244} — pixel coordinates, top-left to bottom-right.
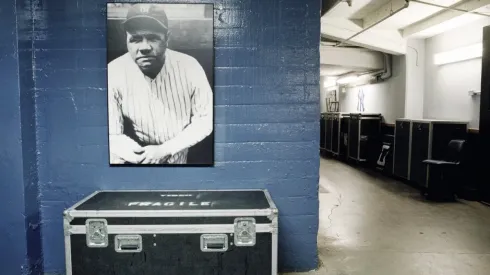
{"left": 115, "top": 235, "right": 142, "bottom": 253}
{"left": 200, "top": 234, "right": 228, "bottom": 252}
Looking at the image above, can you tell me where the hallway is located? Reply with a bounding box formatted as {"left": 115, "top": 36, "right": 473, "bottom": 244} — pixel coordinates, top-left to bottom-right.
{"left": 290, "top": 157, "right": 490, "bottom": 275}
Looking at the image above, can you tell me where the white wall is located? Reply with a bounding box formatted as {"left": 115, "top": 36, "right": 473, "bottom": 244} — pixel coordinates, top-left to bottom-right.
{"left": 320, "top": 76, "right": 327, "bottom": 113}
{"left": 320, "top": 76, "right": 339, "bottom": 113}
{"left": 424, "top": 18, "right": 490, "bottom": 128}
{"left": 405, "top": 39, "right": 425, "bottom": 119}
{"left": 339, "top": 55, "right": 406, "bottom": 124}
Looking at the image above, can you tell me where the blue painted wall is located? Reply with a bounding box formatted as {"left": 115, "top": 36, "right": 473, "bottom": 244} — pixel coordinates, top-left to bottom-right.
{"left": 1, "top": 0, "right": 44, "bottom": 274}
{"left": 0, "top": 1, "right": 29, "bottom": 274}
{"left": 17, "top": 0, "right": 44, "bottom": 272}
{"left": 4, "top": 0, "right": 321, "bottom": 273}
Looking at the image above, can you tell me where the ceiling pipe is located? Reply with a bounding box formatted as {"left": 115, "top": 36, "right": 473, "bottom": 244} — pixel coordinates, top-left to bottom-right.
{"left": 379, "top": 54, "right": 392, "bottom": 81}
{"left": 336, "top": 0, "right": 410, "bottom": 47}
{"left": 337, "top": 54, "right": 392, "bottom": 87}
{"left": 410, "top": 0, "right": 490, "bottom": 18}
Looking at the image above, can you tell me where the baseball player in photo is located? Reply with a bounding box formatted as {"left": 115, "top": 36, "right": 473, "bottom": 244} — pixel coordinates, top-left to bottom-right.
{"left": 108, "top": 4, "right": 213, "bottom": 165}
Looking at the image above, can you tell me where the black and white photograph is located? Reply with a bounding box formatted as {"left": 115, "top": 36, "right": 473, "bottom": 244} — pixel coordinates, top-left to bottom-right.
{"left": 107, "top": 3, "right": 214, "bottom": 166}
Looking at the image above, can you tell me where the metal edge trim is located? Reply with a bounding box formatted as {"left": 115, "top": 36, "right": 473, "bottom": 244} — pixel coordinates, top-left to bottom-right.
{"left": 326, "top": 117, "right": 329, "bottom": 150}
{"left": 69, "top": 208, "right": 273, "bottom": 218}
{"left": 330, "top": 115, "right": 334, "bottom": 151}
{"left": 65, "top": 191, "right": 101, "bottom": 213}
{"left": 96, "top": 189, "right": 265, "bottom": 192}
{"left": 393, "top": 121, "right": 397, "bottom": 175}
{"left": 69, "top": 224, "right": 274, "bottom": 234}
{"left": 324, "top": 115, "right": 328, "bottom": 150}
{"left": 427, "top": 122, "right": 433, "bottom": 188}
{"left": 323, "top": 118, "right": 327, "bottom": 151}
{"left": 271, "top": 226, "right": 278, "bottom": 275}
{"left": 431, "top": 121, "right": 469, "bottom": 125}
{"left": 410, "top": 120, "right": 468, "bottom": 124}
{"left": 263, "top": 190, "right": 277, "bottom": 210}
{"left": 408, "top": 121, "right": 413, "bottom": 180}
{"left": 347, "top": 117, "right": 351, "bottom": 158}
{"left": 334, "top": 118, "right": 341, "bottom": 154}
{"left": 358, "top": 119, "right": 361, "bottom": 160}
{"left": 428, "top": 122, "right": 433, "bottom": 159}
{"left": 64, "top": 221, "right": 72, "bottom": 275}
{"left": 348, "top": 113, "right": 381, "bottom": 116}
{"left": 67, "top": 190, "right": 273, "bottom": 216}
{"left": 359, "top": 117, "right": 381, "bottom": 120}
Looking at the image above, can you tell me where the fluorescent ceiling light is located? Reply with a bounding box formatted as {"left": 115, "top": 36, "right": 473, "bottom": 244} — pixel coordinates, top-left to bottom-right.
{"left": 337, "top": 75, "right": 359, "bottom": 85}
{"left": 434, "top": 43, "right": 483, "bottom": 65}
{"left": 415, "top": 14, "right": 481, "bottom": 38}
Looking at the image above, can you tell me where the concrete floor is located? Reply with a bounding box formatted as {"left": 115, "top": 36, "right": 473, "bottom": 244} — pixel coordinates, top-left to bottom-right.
{"left": 287, "top": 157, "right": 490, "bottom": 275}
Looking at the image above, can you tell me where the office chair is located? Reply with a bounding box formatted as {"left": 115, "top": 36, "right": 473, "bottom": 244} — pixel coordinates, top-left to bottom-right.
{"left": 422, "top": 140, "right": 466, "bottom": 201}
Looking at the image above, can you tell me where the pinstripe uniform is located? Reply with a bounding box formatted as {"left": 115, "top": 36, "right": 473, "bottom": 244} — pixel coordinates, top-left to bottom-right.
{"left": 108, "top": 49, "right": 213, "bottom": 164}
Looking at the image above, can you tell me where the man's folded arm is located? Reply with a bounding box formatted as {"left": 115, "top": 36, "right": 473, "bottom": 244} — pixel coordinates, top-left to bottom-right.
{"left": 163, "top": 61, "right": 213, "bottom": 155}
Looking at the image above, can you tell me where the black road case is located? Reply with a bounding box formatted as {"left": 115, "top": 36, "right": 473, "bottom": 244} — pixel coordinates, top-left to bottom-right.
{"left": 348, "top": 113, "right": 382, "bottom": 162}
{"left": 320, "top": 113, "right": 327, "bottom": 150}
{"left": 326, "top": 112, "right": 349, "bottom": 155}
{"left": 339, "top": 115, "right": 350, "bottom": 158}
{"left": 64, "top": 190, "right": 278, "bottom": 275}
{"left": 409, "top": 119, "right": 467, "bottom": 188}
{"left": 393, "top": 119, "right": 412, "bottom": 179}
{"left": 325, "top": 113, "right": 333, "bottom": 152}
{"left": 394, "top": 119, "right": 468, "bottom": 186}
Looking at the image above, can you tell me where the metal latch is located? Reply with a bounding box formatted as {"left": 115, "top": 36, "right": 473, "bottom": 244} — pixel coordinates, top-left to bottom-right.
{"left": 86, "top": 219, "right": 108, "bottom": 248}
{"left": 115, "top": 235, "right": 142, "bottom": 253}
{"left": 234, "top": 218, "right": 256, "bottom": 246}
{"left": 200, "top": 234, "right": 228, "bottom": 252}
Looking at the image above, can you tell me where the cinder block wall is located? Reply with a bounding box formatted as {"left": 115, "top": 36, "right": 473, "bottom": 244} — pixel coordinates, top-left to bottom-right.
{"left": 0, "top": 1, "right": 29, "bottom": 274}
{"left": 2, "top": 0, "right": 321, "bottom": 274}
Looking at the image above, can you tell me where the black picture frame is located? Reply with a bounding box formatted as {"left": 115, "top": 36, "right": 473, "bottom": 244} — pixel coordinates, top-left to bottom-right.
{"left": 106, "top": 3, "right": 215, "bottom": 167}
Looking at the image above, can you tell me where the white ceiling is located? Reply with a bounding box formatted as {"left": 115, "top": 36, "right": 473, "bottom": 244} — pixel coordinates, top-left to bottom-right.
{"left": 321, "top": 65, "right": 368, "bottom": 76}
{"left": 321, "top": 0, "right": 490, "bottom": 55}
{"left": 321, "top": 65, "right": 353, "bottom": 76}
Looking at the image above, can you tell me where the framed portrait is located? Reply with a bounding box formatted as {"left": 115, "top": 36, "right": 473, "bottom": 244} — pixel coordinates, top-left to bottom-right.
{"left": 107, "top": 3, "right": 214, "bottom": 166}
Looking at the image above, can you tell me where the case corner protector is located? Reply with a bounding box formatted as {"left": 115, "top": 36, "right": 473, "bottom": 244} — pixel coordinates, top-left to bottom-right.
{"left": 63, "top": 211, "right": 74, "bottom": 222}
{"left": 268, "top": 208, "right": 279, "bottom": 222}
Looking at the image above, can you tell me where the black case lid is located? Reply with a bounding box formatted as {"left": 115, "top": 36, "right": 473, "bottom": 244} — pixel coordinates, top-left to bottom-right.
{"left": 74, "top": 190, "right": 272, "bottom": 211}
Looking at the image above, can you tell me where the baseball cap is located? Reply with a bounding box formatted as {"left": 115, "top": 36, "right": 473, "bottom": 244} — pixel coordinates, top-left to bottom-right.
{"left": 123, "top": 4, "right": 169, "bottom": 32}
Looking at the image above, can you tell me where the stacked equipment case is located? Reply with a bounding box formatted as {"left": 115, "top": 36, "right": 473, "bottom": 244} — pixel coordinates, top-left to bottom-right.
{"left": 339, "top": 115, "right": 350, "bottom": 158}
{"left": 322, "top": 112, "right": 349, "bottom": 155}
{"left": 330, "top": 112, "right": 349, "bottom": 155}
{"left": 320, "top": 113, "right": 327, "bottom": 150}
{"left": 393, "top": 119, "right": 468, "bottom": 187}
{"left": 64, "top": 190, "right": 278, "bottom": 275}
{"left": 348, "top": 113, "right": 382, "bottom": 162}
{"left": 393, "top": 119, "right": 412, "bottom": 179}
{"left": 320, "top": 112, "right": 349, "bottom": 155}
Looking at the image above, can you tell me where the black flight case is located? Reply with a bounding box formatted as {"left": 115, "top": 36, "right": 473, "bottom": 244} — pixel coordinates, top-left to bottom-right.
{"left": 63, "top": 190, "right": 278, "bottom": 275}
